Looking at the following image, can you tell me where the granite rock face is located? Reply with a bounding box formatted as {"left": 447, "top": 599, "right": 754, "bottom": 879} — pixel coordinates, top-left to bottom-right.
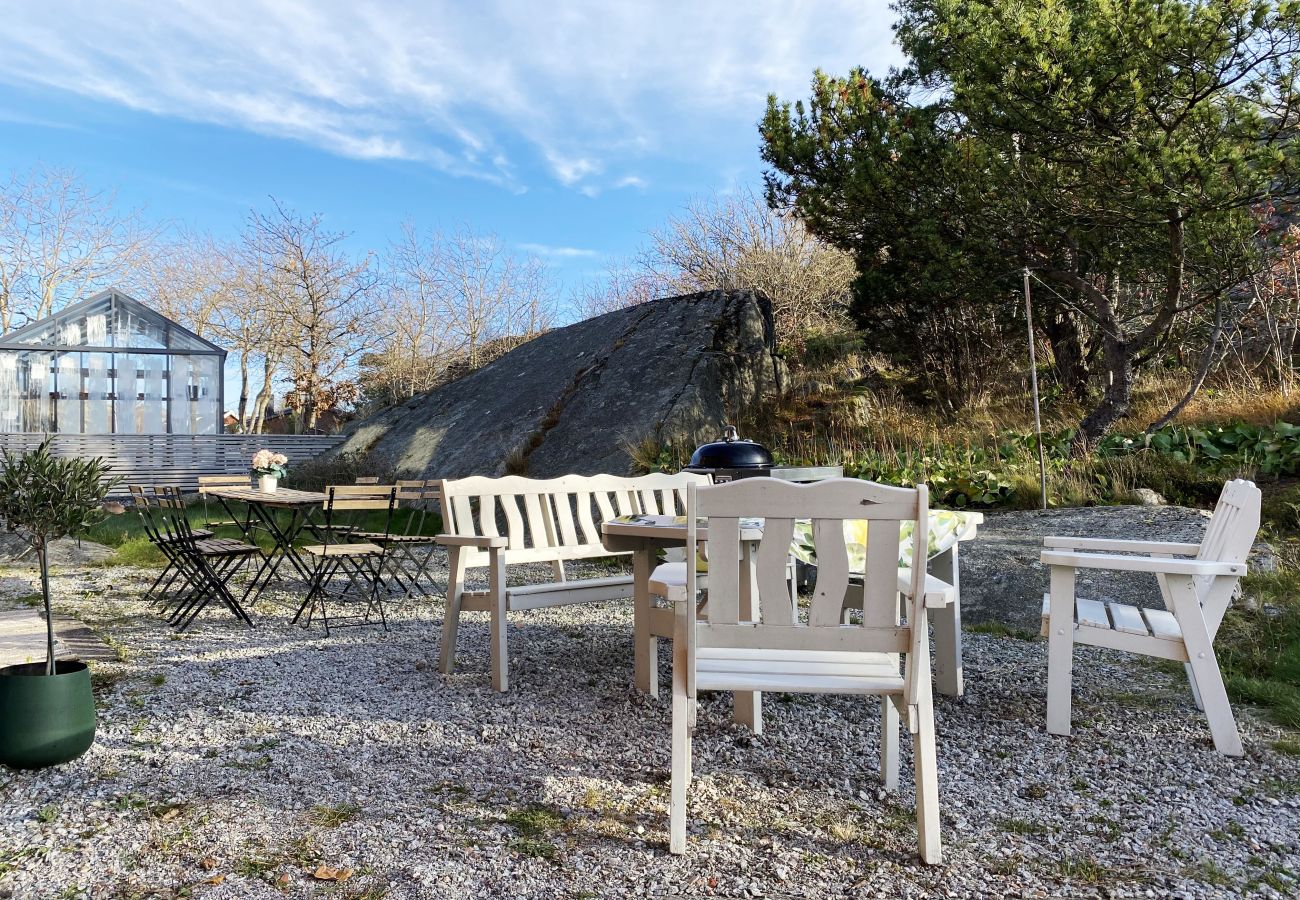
{"left": 333, "top": 290, "right": 784, "bottom": 479}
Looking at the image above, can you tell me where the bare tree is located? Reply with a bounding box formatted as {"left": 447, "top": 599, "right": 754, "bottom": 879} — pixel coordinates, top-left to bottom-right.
{"left": 570, "top": 259, "right": 667, "bottom": 320}
{"left": 432, "top": 225, "right": 552, "bottom": 369}
{"left": 0, "top": 166, "right": 158, "bottom": 331}
{"left": 244, "top": 200, "right": 378, "bottom": 431}
{"left": 640, "top": 187, "right": 856, "bottom": 344}
{"left": 135, "top": 231, "right": 235, "bottom": 340}
{"left": 365, "top": 221, "right": 462, "bottom": 404}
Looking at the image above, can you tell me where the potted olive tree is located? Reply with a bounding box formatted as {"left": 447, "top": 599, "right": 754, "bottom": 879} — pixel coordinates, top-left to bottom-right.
{"left": 0, "top": 439, "right": 121, "bottom": 769}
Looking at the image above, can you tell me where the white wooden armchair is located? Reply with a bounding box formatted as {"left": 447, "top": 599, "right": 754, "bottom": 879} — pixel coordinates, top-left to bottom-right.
{"left": 655, "top": 477, "right": 942, "bottom": 864}
{"left": 1040, "top": 478, "right": 1260, "bottom": 756}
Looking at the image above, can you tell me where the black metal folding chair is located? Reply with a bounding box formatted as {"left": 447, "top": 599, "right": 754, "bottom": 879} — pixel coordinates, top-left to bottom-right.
{"left": 294, "top": 485, "right": 398, "bottom": 635}
{"left": 153, "top": 495, "right": 261, "bottom": 631}
{"left": 350, "top": 480, "right": 442, "bottom": 598}
{"left": 131, "top": 485, "right": 213, "bottom": 605}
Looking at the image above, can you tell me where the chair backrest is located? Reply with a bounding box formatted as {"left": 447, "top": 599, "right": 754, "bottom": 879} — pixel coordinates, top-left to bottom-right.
{"left": 198, "top": 474, "right": 251, "bottom": 495}
{"left": 1191, "top": 479, "right": 1261, "bottom": 633}
{"left": 687, "top": 477, "right": 929, "bottom": 675}
{"left": 394, "top": 479, "right": 439, "bottom": 535}
{"left": 320, "top": 485, "right": 398, "bottom": 546}
{"left": 438, "top": 472, "right": 709, "bottom": 567}
{"left": 1197, "top": 479, "right": 1261, "bottom": 565}
{"left": 323, "top": 484, "right": 397, "bottom": 511}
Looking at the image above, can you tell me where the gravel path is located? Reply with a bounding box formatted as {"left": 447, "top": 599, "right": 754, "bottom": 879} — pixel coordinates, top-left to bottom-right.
{"left": 0, "top": 555, "right": 1297, "bottom": 899}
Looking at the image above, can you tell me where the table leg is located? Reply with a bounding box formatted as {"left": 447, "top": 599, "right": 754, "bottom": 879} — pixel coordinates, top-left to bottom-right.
{"left": 734, "top": 541, "right": 763, "bottom": 734}
{"left": 930, "top": 543, "right": 964, "bottom": 697}
{"left": 632, "top": 548, "right": 658, "bottom": 698}
{"left": 241, "top": 504, "right": 316, "bottom": 606}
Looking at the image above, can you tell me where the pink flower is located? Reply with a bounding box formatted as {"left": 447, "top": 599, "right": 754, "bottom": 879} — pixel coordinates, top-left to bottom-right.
{"left": 271, "top": 453, "right": 288, "bottom": 466}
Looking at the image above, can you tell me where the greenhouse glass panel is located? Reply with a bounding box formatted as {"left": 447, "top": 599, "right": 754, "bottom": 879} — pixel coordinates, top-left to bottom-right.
{"left": 0, "top": 290, "right": 225, "bottom": 434}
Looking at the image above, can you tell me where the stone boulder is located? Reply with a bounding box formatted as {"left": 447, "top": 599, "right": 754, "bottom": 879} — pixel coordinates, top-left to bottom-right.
{"left": 334, "top": 290, "right": 784, "bottom": 479}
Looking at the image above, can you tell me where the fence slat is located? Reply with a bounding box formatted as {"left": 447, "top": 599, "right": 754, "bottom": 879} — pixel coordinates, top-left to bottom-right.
{"left": 0, "top": 433, "right": 345, "bottom": 495}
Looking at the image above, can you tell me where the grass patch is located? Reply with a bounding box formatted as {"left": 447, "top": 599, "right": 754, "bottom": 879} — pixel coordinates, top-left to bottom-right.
{"left": 1056, "top": 855, "right": 1123, "bottom": 885}
{"left": 0, "top": 847, "right": 43, "bottom": 877}
{"left": 1273, "top": 735, "right": 1300, "bottom": 756}
{"left": 308, "top": 802, "right": 362, "bottom": 827}
{"left": 998, "top": 817, "right": 1049, "bottom": 836}
{"left": 504, "top": 804, "right": 564, "bottom": 861}
{"left": 966, "top": 621, "right": 1038, "bottom": 641}
{"left": 104, "top": 536, "right": 165, "bottom": 568}
{"left": 1219, "top": 566, "right": 1300, "bottom": 729}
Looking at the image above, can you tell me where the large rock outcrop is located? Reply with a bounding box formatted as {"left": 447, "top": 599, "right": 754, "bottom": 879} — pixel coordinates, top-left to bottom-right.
{"left": 335, "top": 290, "right": 784, "bottom": 479}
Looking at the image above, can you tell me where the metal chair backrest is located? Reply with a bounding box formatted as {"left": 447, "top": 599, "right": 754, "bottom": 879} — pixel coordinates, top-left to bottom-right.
{"left": 197, "top": 474, "right": 251, "bottom": 494}
{"left": 320, "top": 485, "right": 398, "bottom": 549}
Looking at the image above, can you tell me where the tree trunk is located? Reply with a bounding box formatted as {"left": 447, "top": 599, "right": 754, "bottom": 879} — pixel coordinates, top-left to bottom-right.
{"left": 38, "top": 539, "right": 54, "bottom": 676}
{"left": 1077, "top": 331, "right": 1134, "bottom": 445}
{"left": 237, "top": 354, "right": 250, "bottom": 431}
{"left": 1147, "top": 296, "right": 1226, "bottom": 432}
{"left": 1040, "top": 309, "right": 1090, "bottom": 401}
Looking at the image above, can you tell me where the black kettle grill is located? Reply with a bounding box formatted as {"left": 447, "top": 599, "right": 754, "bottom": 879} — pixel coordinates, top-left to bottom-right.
{"left": 683, "top": 425, "right": 774, "bottom": 483}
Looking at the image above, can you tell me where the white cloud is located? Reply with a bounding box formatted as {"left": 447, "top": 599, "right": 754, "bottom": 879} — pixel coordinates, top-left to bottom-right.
{"left": 0, "top": 1, "right": 901, "bottom": 191}
{"left": 518, "top": 243, "right": 600, "bottom": 259}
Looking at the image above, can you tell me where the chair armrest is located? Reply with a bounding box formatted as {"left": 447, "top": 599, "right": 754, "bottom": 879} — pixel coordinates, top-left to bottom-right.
{"left": 1040, "top": 549, "right": 1245, "bottom": 576}
{"left": 1042, "top": 536, "right": 1202, "bottom": 556}
{"left": 897, "top": 570, "right": 957, "bottom": 608}
{"left": 436, "top": 534, "right": 509, "bottom": 548}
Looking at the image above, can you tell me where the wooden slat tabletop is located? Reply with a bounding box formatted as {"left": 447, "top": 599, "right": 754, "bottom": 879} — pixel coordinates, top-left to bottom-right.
{"left": 205, "top": 487, "right": 328, "bottom": 507}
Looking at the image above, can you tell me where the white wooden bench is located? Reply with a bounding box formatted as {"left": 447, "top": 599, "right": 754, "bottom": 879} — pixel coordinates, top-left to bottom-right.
{"left": 436, "top": 472, "right": 708, "bottom": 691}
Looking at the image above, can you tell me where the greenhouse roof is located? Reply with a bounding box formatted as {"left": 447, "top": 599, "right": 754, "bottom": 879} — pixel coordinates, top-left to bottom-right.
{"left": 0, "top": 289, "right": 223, "bottom": 355}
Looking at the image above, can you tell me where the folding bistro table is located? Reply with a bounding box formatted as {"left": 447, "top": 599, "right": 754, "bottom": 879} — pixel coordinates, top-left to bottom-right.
{"left": 203, "top": 486, "right": 328, "bottom": 604}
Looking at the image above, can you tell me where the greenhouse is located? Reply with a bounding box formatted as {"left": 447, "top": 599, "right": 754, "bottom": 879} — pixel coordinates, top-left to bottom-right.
{"left": 0, "top": 289, "right": 225, "bottom": 434}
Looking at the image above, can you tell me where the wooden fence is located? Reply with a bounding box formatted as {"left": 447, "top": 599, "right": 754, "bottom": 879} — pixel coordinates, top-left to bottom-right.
{"left": 0, "top": 433, "right": 345, "bottom": 495}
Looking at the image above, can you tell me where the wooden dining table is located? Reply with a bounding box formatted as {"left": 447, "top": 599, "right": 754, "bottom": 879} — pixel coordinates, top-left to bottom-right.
{"left": 204, "top": 486, "right": 328, "bottom": 604}
{"left": 602, "top": 516, "right": 766, "bottom": 728}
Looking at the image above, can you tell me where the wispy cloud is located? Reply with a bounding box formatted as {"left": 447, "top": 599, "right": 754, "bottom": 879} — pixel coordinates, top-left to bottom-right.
{"left": 518, "top": 243, "right": 600, "bottom": 259}
{"left": 0, "top": 108, "right": 86, "bottom": 132}
{"left": 0, "top": 1, "right": 900, "bottom": 192}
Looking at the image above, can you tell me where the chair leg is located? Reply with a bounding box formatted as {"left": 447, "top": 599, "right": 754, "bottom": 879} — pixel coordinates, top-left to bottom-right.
{"left": 912, "top": 693, "right": 942, "bottom": 865}
{"left": 1168, "top": 575, "right": 1244, "bottom": 756}
{"left": 1184, "top": 662, "right": 1206, "bottom": 711}
{"left": 881, "top": 696, "right": 900, "bottom": 792}
{"left": 669, "top": 634, "right": 691, "bottom": 854}
{"left": 1046, "top": 565, "right": 1076, "bottom": 737}
{"left": 438, "top": 547, "right": 465, "bottom": 675}
{"left": 487, "top": 551, "right": 508, "bottom": 692}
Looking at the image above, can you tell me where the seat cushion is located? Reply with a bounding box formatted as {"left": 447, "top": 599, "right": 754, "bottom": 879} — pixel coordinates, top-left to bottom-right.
{"left": 695, "top": 647, "right": 904, "bottom": 694}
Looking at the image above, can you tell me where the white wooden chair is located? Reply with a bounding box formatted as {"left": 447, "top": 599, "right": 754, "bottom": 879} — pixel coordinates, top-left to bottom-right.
{"left": 1040, "top": 478, "right": 1260, "bottom": 756}
{"left": 654, "top": 477, "right": 942, "bottom": 864}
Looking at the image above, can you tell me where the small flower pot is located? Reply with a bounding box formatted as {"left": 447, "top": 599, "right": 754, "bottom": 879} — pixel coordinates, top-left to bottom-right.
{"left": 0, "top": 660, "right": 96, "bottom": 769}
{"left": 259, "top": 475, "right": 279, "bottom": 493}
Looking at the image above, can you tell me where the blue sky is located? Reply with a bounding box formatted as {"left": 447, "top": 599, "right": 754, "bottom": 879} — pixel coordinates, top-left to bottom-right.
{"left": 0, "top": 0, "right": 900, "bottom": 315}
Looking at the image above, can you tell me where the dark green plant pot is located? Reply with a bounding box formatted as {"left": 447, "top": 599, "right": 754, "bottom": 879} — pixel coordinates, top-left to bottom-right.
{"left": 0, "top": 660, "right": 96, "bottom": 769}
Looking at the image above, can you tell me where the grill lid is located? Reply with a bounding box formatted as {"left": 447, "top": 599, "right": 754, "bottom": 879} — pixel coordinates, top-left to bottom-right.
{"left": 687, "top": 425, "right": 774, "bottom": 470}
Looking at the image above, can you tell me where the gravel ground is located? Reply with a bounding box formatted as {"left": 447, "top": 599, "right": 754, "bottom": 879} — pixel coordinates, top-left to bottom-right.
{"left": 0, "top": 554, "right": 1298, "bottom": 900}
